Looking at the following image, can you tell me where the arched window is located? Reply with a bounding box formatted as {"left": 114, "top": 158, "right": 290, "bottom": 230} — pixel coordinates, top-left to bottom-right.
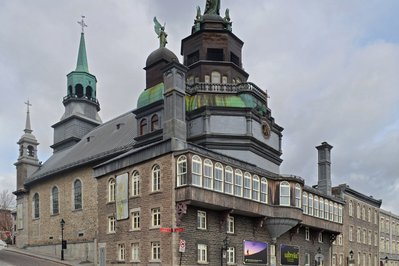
{"left": 177, "top": 156, "right": 187, "bottom": 187}
{"left": 243, "top": 173, "right": 251, "bottom": 199}
{"left": 339, "top": 205, "right": 343, "bottom": 223}
{"left": 75, "top": 84, "right": 84, "bottom": 98}
{"left": 214, "top": 163, "right": 223, "bottom": 192}
{"left": 362, "top": 206, "right": 366, "bottom": 220}
{"left": 324, "top": 200, "right": 329, "bottom": 220}
{"left": 334, "top": 203, "right": 339, "bottom": 222}
{"left": 224, "top": 166, "right": 233, "bottom": 194}
{"left": 319, "top": 198, "right": 324, "bottom": 218}
{"left": 151, "top": 115, "right": 159, "bottom": 131}
{"left": 140, "top": 119, "right": 147, "bottom": 135}
{"left": 85, "top": 86, "right": 93, "bottom": 99}
{"left": 349, "top": 200, "right": 353, "bottom": 217}
{"left": 368, "top": 208, "right": 371, "bottom": 222}
{"left": 74, "top": 179, "right": 82, "bottom": 210}
{"left": 152, "top": 165, "right": 161, "bottom": 192}
{"left": 51, "top": 186, "right": 59, "bottom": 215}
{"left": 211, "top": 71, "right": 221, "bottom": 84}
{"left": 280, "top": 181, "right": 290, "bottom": 206}
{"left": 252, "top": 175, "right": 260, "bottom": 201}
{"left": 132, "top": 171, "right": 140, "bottom": 196}
{"left": 314, "top": 196, "right": 319, "bottom": 217}
{"left": 203, "top": 159, "right": 213, "bottom": 189}
{"left": 234, "top": 170, "right": 243, "bottom": 197}
{"left": 260, "top": 178, "right": 268, "bottom": 203}
{"left": 294, "top": 184, "right": 301, "bottom": 208}
{"left": 33, "top": 193, "right": 40, "bottom": 218}
{"left": 357, "top": 203, "right": 361, "bottom": 219}
{"left": 308, "top": 194, "right": 313, "bottom": 216}
{"left": 192, "top": 155, "right": 202, "bottom": 187}
{"left": 68, "top": 85, "right": 73, "bottom": 96}
{"left": 329, "top": 202, "right": 334, "bottom": 221}
{"left": 27, "top": 145, "right": 34, "bottom": 157}
{"left": 302, "top": 192, "right": 308, "bottom": 214}
{"left": 108, "top": 178, "right": 116, "bottom": 202}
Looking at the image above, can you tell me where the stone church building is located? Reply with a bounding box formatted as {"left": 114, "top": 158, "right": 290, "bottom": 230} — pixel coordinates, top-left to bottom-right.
{"left": 13, "top": 1, "right": 345, "bottom": 265}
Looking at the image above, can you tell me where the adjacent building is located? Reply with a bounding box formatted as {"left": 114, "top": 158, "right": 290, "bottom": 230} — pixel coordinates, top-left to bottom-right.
{"left": 380, "top": 209, "right": 399, "bottom": 265}
{"left": 332, "top": 184, "right": 382, "bottom": 266}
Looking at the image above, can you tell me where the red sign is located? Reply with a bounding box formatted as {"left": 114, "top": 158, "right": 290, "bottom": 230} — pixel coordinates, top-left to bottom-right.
{"left": 179, "top": 239, "right": 186, "bottom": 253}
{"left": 173, "top": 228, "right": 185, "bottom": 232}
{"left": 160, "top": 228, "right": 172, "bottom": 233}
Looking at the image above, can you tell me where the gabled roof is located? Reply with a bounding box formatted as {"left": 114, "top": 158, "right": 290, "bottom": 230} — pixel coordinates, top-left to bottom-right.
{"left": 26, "top": 110, "right": 137, "bottom": 185}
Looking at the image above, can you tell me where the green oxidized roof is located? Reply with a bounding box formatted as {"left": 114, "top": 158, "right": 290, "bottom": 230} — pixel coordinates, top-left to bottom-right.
{"left": 186, "top": 92, "right": 267, "bottom": 115}
{"left": 137, "top": 83, "right": 165, "bottom": 108}
{"left": 76, "top": 33, "right": 89, "bottom": 72}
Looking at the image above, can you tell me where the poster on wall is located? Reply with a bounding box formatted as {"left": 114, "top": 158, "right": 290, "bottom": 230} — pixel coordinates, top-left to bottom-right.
{"left": 116, "top": 173, "right": 129, "bottom": 220}
{"left": 243, "top": 240, "right": 268, "bottom": 265}
{"left": 280, "top": 244, "right": 299, "bottom": 266}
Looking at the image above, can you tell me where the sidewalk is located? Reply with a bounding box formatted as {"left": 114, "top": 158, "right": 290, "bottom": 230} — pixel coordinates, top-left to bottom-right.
{"left": 5, "top": 246, "right": 95, "bottom": 266}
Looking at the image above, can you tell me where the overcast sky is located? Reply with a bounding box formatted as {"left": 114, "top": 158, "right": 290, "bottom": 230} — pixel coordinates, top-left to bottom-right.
{"left": 1, "top": 0, "right": 398, "bottom": 213}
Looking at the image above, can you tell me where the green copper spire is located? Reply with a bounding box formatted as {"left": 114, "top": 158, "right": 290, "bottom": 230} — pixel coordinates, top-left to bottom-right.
{"left": 76, "top": 32, "right": 89, "bottom": 72}
{"left": 76, "top": 16, "right": 88, "bottom": 72}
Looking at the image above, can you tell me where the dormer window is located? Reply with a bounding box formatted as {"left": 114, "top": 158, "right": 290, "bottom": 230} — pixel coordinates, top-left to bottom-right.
{"left": 140, "top": 118, "right": 148, "bottom": 135}
{"left": 151, "top": 115, "right": 159, "bottom": 131}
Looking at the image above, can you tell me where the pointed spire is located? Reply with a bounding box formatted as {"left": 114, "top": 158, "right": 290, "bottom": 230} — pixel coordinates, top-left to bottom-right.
{"left": 76, "top": 16, "right": 89, "bottom": 72}
{"left": 24, "top": 100, "right": 32, "bottom": 134}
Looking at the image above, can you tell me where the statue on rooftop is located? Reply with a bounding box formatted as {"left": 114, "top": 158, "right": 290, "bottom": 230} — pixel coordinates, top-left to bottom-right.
{"left": 204, "top": 0, "right": 220, "bottom": 15}
{"left": 153, "top": 16, "right": 167, "bottom": 48}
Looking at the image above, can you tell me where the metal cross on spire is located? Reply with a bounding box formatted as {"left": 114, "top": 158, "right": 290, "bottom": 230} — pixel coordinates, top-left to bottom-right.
{"left": 78, "top": 16, "right": 87, "bottom": 33}
{"left": 24, "top": 100, "right": 32, "bottom": 113}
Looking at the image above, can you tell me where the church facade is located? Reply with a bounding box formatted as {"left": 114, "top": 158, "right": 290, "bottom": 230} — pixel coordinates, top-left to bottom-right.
{"left": 13, "top": 1, "right": 347, "bottom": 265}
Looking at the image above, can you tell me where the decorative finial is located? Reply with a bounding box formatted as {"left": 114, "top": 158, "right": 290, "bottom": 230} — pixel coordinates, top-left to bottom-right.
{"left": 153, "top": 17, "right": 167, "bottom": 48}
{"left": 24, "top": 100, "right": 32, "bottom": 113}
{"left": 77, "top": 16, "right": 87, "bottom": 33}
{"left": 204, "top": 0, "right": 221, "bottom": 15}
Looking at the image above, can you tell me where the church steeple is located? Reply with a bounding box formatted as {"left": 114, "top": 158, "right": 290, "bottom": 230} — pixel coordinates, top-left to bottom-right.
{"left": 52, "top": 17, "right": 102, "bottom": 152}
{"left": 75, "top": 32, "right": 89, "bottom": 72}
{"left": 15, "top": 101, "right": 40, "bottom": 191}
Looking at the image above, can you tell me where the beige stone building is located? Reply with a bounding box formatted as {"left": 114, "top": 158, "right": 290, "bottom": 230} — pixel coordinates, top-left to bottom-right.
{"left": 380, "top": 209, "right": 399, "bottom": 265}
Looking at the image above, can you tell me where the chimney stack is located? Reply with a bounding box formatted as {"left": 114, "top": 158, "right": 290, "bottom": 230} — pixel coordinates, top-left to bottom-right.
{"left": 316, "top": 142, "right": 333, "bottom": 196}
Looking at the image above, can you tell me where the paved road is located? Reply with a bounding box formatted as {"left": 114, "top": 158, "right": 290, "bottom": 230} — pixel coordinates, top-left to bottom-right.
{"left": 0, "top": 249, "right": 66, "bottom": 266}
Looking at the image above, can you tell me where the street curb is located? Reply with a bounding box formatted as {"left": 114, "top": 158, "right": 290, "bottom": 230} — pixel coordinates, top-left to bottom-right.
{"left": 4, "top": 247, "right": 76, "bottom": 265}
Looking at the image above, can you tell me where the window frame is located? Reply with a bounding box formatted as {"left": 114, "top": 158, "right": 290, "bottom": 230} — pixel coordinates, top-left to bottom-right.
{"left": 279, "top": 181, "right": 290, "bottom": 206}
{"left": 234, "top": 169, "right": 243, "bottom": 197}
{"left": 151, "top": 165, "right": 161, "bottom": 192}
{"left": 192, "top": 155, "right": 202, "bottom": 187}
{"left": 108, "top": 178, "right": 116, "bottom": 202}
{"left": 73, "top": 179, "right": 82, "bottom": 210}
{"left": 131, "top": 171, "right": 140, "bottom": 197}
{"left": 151, "top": 208, "right": 161, "bottom": 228}
{"left": 197, "top": 210, "right": 207, "bottom": 230}
{"left": 177, "top": 156, "right": 187, "bottom": 187}
{"left": 224, "top": 166, "right": 233, "bottom": 194}
{"left": 151, "top": 241, "right": 161, "bottom": 261}
{"left": 203, "top": 159, "right": 213, "bottom": 189}
{"left": 51, "top": 186, "right": 59, "bottom": 215}
{"left": 294, "top": 184, "right": 301, "bottom": 208}
{"left": 252, "top": 175, "right": 260, "bottom": 201}
{"left": 33, "top": 193, "right": 40, "bottom": 219}
{"left": 214, "top": 162, "right": 224, "bottom": 192}
{"left": 118, "top": 243, "right": 126, "bottom": 261}
{"left": 197, "top": 244, "right": 208, "bottom": 263}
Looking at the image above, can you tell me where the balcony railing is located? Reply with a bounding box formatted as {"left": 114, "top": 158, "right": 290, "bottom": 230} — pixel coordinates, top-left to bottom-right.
{"left": 186, "top": 82, "right": 268, "bottom": 102}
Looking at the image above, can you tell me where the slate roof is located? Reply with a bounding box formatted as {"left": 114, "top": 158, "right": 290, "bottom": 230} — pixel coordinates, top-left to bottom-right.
{"left": 26, "top": 110, "right": 136, "bottom": 185}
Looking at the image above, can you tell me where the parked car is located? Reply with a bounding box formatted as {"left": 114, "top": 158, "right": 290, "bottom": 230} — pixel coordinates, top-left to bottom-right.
{"left": 0, "top": 240, "right": 7, "bottom": 248}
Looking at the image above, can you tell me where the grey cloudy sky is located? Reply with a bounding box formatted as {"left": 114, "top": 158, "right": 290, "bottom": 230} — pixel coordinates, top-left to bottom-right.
{"left": 1, "top": 0, "right": 398, "bottom": 213}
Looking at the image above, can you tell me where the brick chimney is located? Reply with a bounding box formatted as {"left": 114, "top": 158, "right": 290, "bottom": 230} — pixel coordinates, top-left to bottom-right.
{"left": 316, "top": 142, "right": 333, "bottom": 196}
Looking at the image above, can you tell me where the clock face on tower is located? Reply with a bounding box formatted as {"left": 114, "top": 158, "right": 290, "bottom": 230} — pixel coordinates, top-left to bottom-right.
{"left": 261, "top": 120, "right": 271, "bottom": 139}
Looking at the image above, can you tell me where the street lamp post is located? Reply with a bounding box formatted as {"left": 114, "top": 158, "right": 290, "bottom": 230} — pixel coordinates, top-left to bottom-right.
{"left": 348, "top": 250, "right": 354, "bottom": 266}
{"left": 220, "top": 236, "right": 229, "bottom": 266}
{"left": 60, "top": 219, "right": 65, "bottom": 261}
{"left": 385, "top": 256, "right": 389, "bottom": 265}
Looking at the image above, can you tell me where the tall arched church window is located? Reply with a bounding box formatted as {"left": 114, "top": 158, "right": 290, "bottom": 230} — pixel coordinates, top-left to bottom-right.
{"left": 75, "top": 84, "right": 84, "bottom": 98}
{"left": 140, "top": 119, "right": 147, "bottom": 135}
{"left": 52, "top": 186, "right": 59, "bottom": 215}
{"left": 279, "top": 181, "right": 290, "bottom": 206}
{"left": 260, "top": 178, "right": 268, "bottom": 203}
{"left": 192, "top": 155, "right": 202, "bottom": 187}
{"left": 211, "top": 71, "right": 221, "bottom": 84}
{"left": 151, "top": 115, "right": 159, "bottom": 131}
{"left": 177, "top": 156, "right": 187, "bottom": 187}
{"left": 74, "top": 179, "right": 82, "bottom": 210}
{"left": 33, "top": 193, "right": 40, "bottom": 218}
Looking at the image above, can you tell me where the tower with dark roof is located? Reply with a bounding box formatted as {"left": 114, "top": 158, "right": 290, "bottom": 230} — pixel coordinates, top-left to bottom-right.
{"left": 51, "top": 29, "right": 102, "bottom": 152}
{"left": 14, "top": 101, "right": 40, "bottom": 191}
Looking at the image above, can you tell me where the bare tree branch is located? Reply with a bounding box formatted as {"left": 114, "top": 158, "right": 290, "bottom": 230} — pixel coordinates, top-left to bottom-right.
{"left": 0, "top": 190, "right": 15, "bottom": 232}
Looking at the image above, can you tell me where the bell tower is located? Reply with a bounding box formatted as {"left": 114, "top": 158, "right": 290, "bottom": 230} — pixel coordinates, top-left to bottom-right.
{"left": 52, "top": 17, "right": 101, "bottom": 152}
{"left": 14, "top": 101, "right": 40, "bottom": 191}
